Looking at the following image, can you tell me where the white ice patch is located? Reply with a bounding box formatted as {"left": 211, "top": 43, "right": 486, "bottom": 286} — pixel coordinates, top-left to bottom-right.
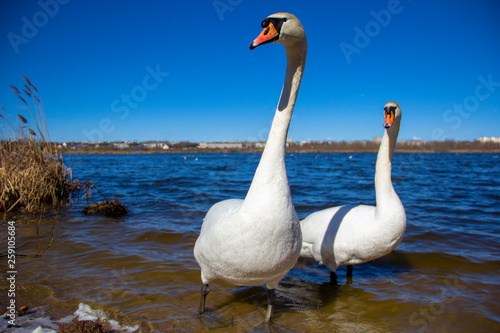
{"left": 72, "top": 303, "right": 140, "bottom": 332}
{"left": 2, "top": 307, "right": 57, "bottom": 333}
{"left": 20, "top": 303, "right": 139, "bottom": 333}
{"left": 31, "top": 327, "right": 57, "bottom": 333}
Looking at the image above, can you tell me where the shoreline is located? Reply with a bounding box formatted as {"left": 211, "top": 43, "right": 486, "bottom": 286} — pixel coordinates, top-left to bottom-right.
{"left": 59, "top": 148, "right": 500, "bottom": 155}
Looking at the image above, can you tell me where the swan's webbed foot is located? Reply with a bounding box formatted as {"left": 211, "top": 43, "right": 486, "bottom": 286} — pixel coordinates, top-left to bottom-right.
{"left": 265, "top": 288, "right": 276, "bottom": 323}
{"left": 199, "top": 283, "right": 210, "bottom": 314}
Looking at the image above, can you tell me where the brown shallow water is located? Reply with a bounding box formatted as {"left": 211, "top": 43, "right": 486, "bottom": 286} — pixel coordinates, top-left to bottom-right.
{"left": 1, "top": 153, "right": 499, "bottom": 332}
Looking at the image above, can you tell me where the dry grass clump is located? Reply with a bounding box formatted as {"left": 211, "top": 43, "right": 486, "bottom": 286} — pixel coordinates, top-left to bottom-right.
{"left": 0, "top": 76, "right": 71, "bottom": 213}
{"left": 82, "top": 198, "right": 129, "bottom": 217}
{"left": 58, "top": 319, "right": 109, "bottom": 333}
{"left": 79, "top": 181, "right": 129, "bottom": 218}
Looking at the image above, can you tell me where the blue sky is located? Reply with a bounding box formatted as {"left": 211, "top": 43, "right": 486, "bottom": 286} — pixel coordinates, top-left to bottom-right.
{"left": 1, "top": 0, "right": 499, "bottom": 143}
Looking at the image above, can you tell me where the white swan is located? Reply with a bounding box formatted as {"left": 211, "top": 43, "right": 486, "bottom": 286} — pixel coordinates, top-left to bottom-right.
{"left": 300, "top": 102, "right": 406, "bottom": 282}
{"left": 194, "top": 13, "right": 307, "bottom": 322}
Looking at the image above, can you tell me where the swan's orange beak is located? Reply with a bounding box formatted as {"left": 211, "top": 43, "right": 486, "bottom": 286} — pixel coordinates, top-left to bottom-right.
{"left": 249, "top": 22, "right": 279, "bottom": 50}
{"left": 384, "top": 109, "right": 395, "bottom": 128}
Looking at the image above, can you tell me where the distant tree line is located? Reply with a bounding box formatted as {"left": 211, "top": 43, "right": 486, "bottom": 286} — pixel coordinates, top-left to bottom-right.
{"left": 286, "top": 140, "right": 500, "bottom": 153}
{"left": 58, "top": 139, "right": 499, "bottom": 154}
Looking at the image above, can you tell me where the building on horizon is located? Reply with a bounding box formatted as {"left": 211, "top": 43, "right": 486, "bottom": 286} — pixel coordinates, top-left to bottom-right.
{"left": 478, "top": 137, "right": 500, "bottom": 143}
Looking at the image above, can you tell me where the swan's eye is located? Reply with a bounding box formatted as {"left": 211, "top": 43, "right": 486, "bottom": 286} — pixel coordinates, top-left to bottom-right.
{"left": 282, "top": 18, "right": 288, "bottom": 22}
{"left": 384, "top": 106, "right": 397, "bottom": 113}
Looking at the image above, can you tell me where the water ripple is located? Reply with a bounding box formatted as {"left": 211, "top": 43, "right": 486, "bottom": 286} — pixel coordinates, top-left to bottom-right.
{"left": 5, "top": 152, "right": 499, "bottom": 332}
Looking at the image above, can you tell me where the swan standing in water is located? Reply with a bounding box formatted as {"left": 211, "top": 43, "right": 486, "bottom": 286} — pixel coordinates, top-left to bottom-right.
{"left": 300, "top": 102, "right": 406, "bottom": 282}
{"left": 194, "top": 13, "right": 307, "bottom": 322}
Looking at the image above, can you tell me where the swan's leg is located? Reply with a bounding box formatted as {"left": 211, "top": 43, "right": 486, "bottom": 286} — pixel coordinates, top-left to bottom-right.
{"left": 346, "top": 266, "right": 353, "bottom": 285}
{"left": 346, "top": 265, "right": 353, "bottom": 277}
{"left": 265, "top": 288, "right": 276, "bottom": 322}
{"left": 199, "top": 284, "right": 210, "bottom": 314}
{"left": 329, "top": 271, "right": 338, "bottom": 284}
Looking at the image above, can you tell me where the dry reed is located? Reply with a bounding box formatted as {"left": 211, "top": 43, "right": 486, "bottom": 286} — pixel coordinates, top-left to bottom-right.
{"left": 0, "top": 77, "right": 71, "bottom": 213}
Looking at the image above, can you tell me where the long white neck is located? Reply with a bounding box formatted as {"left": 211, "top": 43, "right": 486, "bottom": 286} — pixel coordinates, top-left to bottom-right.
{"left": 243, "top": 41, "right": 307, "bottom": 209}
{"left": 375, "top": 120, "right": 401, "bottom": 216}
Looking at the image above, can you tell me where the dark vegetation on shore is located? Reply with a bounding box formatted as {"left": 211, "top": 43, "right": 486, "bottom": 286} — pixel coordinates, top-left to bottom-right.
{"left": 59, "top": 139, "right": 500, "bottom": 155}
{"left": 0, "top": 77, "right": 127, "bottom": 217}
{"left": 0, "top": 77, "right": 71, "bottom": 213}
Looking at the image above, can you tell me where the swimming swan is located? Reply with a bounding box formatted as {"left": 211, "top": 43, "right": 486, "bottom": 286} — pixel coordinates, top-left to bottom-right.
{"left": 194, "top": 12, "right": 307, "bottom": 322}
{"left": 300, "top": 102, "right": 406, "bottom": 282}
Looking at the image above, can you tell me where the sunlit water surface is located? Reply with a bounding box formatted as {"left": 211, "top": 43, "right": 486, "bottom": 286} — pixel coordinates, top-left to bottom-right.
{"left": 1, "top": 153, "right": 499, "bottom": 332}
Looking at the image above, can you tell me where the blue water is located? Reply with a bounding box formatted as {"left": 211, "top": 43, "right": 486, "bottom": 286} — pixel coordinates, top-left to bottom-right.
{"left": 2, "top": 152, "right": 499, "bottom": 332}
